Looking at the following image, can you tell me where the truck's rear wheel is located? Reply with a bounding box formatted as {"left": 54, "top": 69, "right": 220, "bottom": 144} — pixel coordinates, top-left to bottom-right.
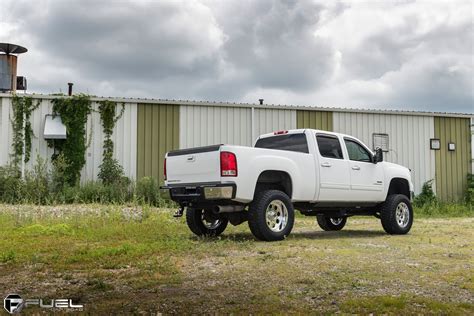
{"left": 380, "top": 194, "right": 413, "bottom": 234}
{"left": 186, "top": 208, "right": 228, "bottom": 237}
{"left": 248, "top": 190, "right": 295, "bottom": 241}
{"left": 316, "top": 216, "right": 347, "bottom": 231}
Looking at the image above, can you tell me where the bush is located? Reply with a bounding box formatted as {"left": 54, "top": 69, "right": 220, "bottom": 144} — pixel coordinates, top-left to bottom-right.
{"left": 0, "top": 165, "right": 22, "bottom": 203}
{"left": 50, "top": 153, "right": 69, "bottom": 194}
{"left": 23, "top": 156, "right": 50, "bottom": 204}
{"left": 414, "top": 180, "right": 437, "bottom": 207}
{"left": 136, "top": 177, "right": 160, "bottom": 206}
{"left": 98, "top": 158, "right": 125, "bottom": 185}
{"left": 465, "top": 174, "right": 474, "bottom": 205}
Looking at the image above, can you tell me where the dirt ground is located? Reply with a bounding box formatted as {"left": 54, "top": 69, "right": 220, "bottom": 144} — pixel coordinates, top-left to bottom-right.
{"left": 0, "top": 205, "right": 473, "bottom": 314}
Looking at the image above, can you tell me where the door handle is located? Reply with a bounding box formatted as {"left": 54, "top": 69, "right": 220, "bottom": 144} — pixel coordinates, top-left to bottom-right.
{"left": 352, "top": 166, "right": 361, "bottom": 170}
{"left": 321, "top": 162, "right": 332, "bottom": 167}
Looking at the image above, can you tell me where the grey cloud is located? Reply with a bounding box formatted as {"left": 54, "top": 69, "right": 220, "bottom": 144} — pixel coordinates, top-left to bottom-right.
{"left": 382, "top": 57, "right": 473, "bottom": 113}
{"left": 214, "top": 0, "right": 340, "bottom": 91}
{"left": 10, "top": 0, "right": 225, "bottom": 93}
{"left": 0, "top": 0, "right": 471, "bottom": 112}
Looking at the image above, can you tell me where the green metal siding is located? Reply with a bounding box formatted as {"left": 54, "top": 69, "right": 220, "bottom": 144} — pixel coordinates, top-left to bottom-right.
{"left": 434, "top": 117, "right": 471, "bottom": 202}
{"left": 296, "top": 110, "right": 333, "bottom": 131}
{"left": 137, "top": 104, "right": 179, "bottom": 184}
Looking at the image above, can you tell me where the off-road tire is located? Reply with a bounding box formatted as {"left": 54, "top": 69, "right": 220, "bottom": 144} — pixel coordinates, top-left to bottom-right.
{"left": 316, "top": 216, "right": 347, "bottom": 231}
{"left": 380, "top": 194, "right": 413, "bottom": 234}
{"left": 186, "top": 208, "right": 228, "bottom": 237}
{"left": 248, "top": 190, "right": 295, "bottom": 241}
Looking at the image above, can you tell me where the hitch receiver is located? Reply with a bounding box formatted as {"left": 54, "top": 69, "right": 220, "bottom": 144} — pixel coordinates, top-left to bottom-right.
{"left": 173, "top": 207, "right": 184, "bottom": 218}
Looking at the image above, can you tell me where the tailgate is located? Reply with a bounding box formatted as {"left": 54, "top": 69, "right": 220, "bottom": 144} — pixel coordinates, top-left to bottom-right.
{"left": 166, "top": 145, "right": 222, "bottom": 184}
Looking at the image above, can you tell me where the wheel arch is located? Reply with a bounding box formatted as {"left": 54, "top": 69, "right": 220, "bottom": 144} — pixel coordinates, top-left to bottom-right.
{"left": 254, "top": 170, "right": 293, "bottom": 199}
{"left": 386, "top": 178, "right": 410, "bottom": 200}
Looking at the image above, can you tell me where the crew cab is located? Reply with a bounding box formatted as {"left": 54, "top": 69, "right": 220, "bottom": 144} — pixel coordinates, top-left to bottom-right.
{"left": 160, "top": 129, "right": 414, "bottom": 241}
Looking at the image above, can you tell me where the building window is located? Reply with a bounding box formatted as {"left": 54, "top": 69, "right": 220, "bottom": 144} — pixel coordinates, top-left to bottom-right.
{"left": 430, "top": 138, "right": 441, "bottom": 150}
{"left": 448, "top": 143, "right": 456, "bottom": 151}
{"left": 373, "top": 133, "right": 389, "bottom": 152}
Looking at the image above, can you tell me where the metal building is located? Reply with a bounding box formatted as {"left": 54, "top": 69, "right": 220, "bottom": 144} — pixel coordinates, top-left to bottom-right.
{"left": 0, "top": 93, "right": 472, "bottom": 201}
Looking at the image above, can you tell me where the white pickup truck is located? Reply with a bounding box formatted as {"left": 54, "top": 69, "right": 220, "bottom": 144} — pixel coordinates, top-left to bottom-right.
{"left": 160, "top": 129, "right": 414, "bottom": 241}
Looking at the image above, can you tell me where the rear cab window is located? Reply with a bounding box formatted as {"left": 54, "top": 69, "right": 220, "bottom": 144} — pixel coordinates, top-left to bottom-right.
{"left": 316, "top": 134, "right": 343, "bottom": 159}
{"left": 255, "top": 133, "right": 309, "bottom": 153}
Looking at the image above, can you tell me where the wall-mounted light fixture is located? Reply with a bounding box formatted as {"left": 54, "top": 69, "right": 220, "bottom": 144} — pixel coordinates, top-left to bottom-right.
{"left": 430, "top": 138, "right": 440, "bottom": 150}
{"left": 448, "top": 143, "right": 456, "bottom": 151}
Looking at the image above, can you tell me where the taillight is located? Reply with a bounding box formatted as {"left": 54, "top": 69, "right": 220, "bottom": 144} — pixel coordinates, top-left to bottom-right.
{"left": 164, "top": 158, "right": 167, "bottom": 180}
{"left": 220, "top": 152, "right": 237, "bottom": 177}
{"left": 274, "top": 130, "right": 288, "bottom": 135}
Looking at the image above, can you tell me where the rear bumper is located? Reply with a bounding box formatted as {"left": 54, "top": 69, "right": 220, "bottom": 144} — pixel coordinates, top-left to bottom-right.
{"left": 160, "top": 182, "right": 236, "bottom": 204}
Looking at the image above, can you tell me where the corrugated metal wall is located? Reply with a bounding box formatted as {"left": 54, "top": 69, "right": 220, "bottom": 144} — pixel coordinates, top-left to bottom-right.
{"left": 471, "top": 117, "right": 474, "bottom": 174}
{"left": 297, "top": 110, "right": 333, "bottom": 131}
{"left": 1, "top": 97, "right": 56, "bottom": 170}
{"left": 179, "top": 106, "right": 297, "bottom": 148}
{"left": 82, "top": 102, "right": 137, "bottom": 181}
{"left": 0, "top": 96, "right": 138, "bottom": 182}
{"left": 180, "top": 105, "right": 252, "bottom": 148}
{"left": 0, "top": 97, "right": 13, "bottom": 166}
{"left": 333, "top": 112, "right": 436, "bottom": 195}
{"left": 434, "top": 117, "right": 471, "bottom": 201}
{"left": 254, "top": 108, "right": 297, "bottom": 140}
{"left": 137, "top": 103, "right": 179, "bottom": 184}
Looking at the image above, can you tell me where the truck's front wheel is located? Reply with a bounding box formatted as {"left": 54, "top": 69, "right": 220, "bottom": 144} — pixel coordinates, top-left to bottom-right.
{"left": 248, "top": 190, "right": 295, "bottom": 241}
{"left": 186, "top": 208, "right": 228, "bottom": 237}
{"left": 380, "top": 194, "right": 413, "bottom": 234}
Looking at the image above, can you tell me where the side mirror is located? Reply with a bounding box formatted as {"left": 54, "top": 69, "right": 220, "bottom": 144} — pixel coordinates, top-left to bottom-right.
{"left": 374, "top": 147, "right": 383, "bottom": 163}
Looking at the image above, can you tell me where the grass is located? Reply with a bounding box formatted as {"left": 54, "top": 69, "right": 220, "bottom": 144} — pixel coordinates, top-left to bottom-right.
{"left": 0, "top": 204, "right": 473, "bottom": 314}
{"left": 414, "top": 202, "right": 473, "bottom": 218}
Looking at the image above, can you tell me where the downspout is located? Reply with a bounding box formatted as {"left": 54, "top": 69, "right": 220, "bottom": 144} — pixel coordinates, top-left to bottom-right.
{"left": 251, "top": 107, "right": 255, "bottom": 145}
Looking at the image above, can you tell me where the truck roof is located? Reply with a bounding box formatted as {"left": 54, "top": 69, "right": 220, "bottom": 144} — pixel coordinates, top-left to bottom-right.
{"left": 257, "top": 129, "right": 348, "bottom": 140}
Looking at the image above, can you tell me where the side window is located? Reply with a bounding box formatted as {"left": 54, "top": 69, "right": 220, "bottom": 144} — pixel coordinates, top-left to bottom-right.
{"left": 345, "top": 139, "right": 372, "bottom": 162}
{"left": 316, "top": 135, "right": 343, "bottom": 159}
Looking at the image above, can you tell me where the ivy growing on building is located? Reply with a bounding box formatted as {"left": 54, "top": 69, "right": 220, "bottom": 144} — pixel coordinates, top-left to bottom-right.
{"left": 97, "top": 100, "right": 125, "bottom": 184}
{"left": 49, "top": 94, "right": 92, "bottom": 186}
{"left": 10, "top": 95, "right": 40, "bottom": 169}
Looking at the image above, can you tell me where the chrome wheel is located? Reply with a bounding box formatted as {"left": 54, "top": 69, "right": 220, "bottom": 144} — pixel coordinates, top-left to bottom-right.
{"left": 201, "top": 212, "right": 221, "bottom": 230}
{"left": 329, "top": 217, "right": 344, "bottom": 226}
{"left": 265, "top": 200, "right": 288, "bottom": 232}
{"left": 395, "top": 202, "right": 410, "bottom": 228}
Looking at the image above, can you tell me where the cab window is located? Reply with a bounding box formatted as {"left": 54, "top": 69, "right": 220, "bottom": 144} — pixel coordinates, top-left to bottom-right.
{"left": 344, "top": 139, "right": 372, "bottom": 162}
{"left": 316, "top": 135, "right": 343, "bottom": 159}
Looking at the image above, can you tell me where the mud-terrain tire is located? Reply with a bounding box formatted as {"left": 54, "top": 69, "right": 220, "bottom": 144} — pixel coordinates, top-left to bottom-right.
{"left": 186, "top": 208, "right": 228, "bottom": 237}
{"left": 248, "top": 190, "right": 295, "bottom": 241}
{"left": 316, "top": 216, "right": 347, "bottom": 231}
{"left": 380, "top": 194, "right": 413, "bottom": 234}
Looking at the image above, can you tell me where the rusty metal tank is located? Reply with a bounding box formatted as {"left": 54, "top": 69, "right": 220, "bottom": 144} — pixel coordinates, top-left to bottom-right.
{"left": 0, "top": 43, "right": 27, "bottom": 92}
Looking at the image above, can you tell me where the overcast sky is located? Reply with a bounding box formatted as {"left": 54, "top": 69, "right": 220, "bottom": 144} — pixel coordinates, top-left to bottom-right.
{"left": 1, "top": 0, "right": 472, "bottom": 113}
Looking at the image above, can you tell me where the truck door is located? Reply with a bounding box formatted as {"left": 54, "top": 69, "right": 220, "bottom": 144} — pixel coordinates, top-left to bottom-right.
{"left": 315, "top": 134, "right": 351, "bottom": 201}
{"left": 343, "top": 138, "right": 385, "bottom": 201}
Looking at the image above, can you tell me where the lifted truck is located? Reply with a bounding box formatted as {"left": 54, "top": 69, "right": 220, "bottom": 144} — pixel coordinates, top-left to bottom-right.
{"left": 160, "top": 129, "right": 414, "bottom": 241}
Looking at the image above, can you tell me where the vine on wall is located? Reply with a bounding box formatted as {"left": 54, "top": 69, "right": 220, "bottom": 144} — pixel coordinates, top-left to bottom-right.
{"left": 10, "top": 95, "right": 40, "bottom": 169}
{"left": 48, "top": 94, "right": 92, "bottom": 186}
{"left": 97, "top": 100, "right": 125, "bottom": 184}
